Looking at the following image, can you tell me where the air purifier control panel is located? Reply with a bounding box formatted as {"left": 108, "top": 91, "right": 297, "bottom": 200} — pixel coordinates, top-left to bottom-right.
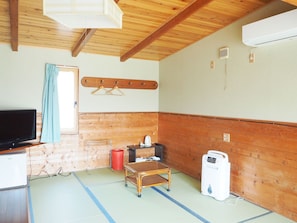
{"left": 207, "top": 156, "right": 216, "bottom": 163}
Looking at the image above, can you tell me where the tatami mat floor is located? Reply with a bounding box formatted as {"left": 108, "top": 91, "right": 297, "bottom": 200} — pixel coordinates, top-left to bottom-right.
{"left": 28, "top": 168, "right": 295, "bottom": 223}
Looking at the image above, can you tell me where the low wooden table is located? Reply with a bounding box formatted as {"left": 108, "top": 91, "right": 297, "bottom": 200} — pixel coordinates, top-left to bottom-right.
{"left": 124, "top": 161, "right": 171, "bottom": 197}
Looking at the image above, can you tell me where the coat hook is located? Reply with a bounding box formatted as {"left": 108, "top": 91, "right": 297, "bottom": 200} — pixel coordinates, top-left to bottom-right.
{"left": 81, "top": 77, "right": 158, "bottom": 90}
{"left": 98, "top": 79, "right": 104, "bottom": 85}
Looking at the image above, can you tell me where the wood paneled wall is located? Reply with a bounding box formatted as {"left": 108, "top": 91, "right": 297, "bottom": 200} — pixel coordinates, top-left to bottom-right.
{"left": 27, "top": 112, "right": 158, "bottom": 176}
{"left": 158, "top": 112, "right": 297, "bottom": 221}
{"left": 25, "top": 111, "right": 297, "bottom": 221}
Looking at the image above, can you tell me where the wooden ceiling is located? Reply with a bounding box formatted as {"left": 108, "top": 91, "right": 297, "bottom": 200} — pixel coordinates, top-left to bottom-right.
{"left": 0, "top": 0, "right": 289, "bottom": 62}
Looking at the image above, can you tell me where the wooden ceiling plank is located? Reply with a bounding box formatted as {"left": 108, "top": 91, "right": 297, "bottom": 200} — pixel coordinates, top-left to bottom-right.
{"left": 9, "top": 0, "right": 18, "bottom": 51}
{"left": 5, "top": 0, "right": 273, "bottom": 61}
{"left": 120, "top": 0, "right": 214, "bottom": 62}
{"left": 72, "top": 29, "right": 97, "bottom": 57}
{"left": 282, "top": 0, "right": 297, "bottom": 6}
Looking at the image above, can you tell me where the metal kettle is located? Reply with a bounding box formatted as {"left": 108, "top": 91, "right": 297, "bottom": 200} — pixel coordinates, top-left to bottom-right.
{"left": 144, "top": 135, "right": 151, "bottom": 147}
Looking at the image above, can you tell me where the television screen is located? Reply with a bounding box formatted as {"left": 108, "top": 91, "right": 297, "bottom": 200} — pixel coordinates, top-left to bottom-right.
{"left": 0, "top": 109, "right": 36, "bottom": 149}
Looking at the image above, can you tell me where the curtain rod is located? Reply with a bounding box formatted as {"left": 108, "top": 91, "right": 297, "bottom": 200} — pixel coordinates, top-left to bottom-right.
{"left": 55, "top": 64, "right": 78, "bottom": 68}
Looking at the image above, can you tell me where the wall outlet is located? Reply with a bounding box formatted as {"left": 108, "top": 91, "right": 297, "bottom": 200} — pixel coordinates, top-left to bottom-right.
{"left": 223, "top": 133, "right": 230, "bottom": 142}
{"left": 210, "top": 60, "right": 215, "bottom": 69}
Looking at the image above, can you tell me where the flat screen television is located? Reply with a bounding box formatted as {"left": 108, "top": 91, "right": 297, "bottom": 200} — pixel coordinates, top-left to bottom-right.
{"left": 0, "top": 109, "right": 36, "bottom": 150}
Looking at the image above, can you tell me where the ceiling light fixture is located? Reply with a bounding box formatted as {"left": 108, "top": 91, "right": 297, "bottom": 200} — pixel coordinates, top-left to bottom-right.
{"left": 43, "top": 0, "right": 123, "bottom": 29}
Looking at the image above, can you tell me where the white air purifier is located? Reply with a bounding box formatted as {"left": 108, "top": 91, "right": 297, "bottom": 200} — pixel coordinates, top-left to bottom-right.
{"left": 201, "top": 150, "right": 230, "bottom": 201}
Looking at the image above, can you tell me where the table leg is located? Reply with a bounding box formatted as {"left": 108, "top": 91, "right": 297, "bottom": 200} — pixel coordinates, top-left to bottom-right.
{"left": 167, "top": 169, "right": 172, "bottom": 191}
{"left": 137, "top": 175, "right": 142, "bottom": 197}
{"left": 124, "top": 168, "right": 128, "bottom": 186}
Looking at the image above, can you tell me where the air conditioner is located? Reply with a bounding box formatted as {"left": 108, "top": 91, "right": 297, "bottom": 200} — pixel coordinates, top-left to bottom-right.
{"left": 242, "top": 9, "right": 297, "bottom": 47}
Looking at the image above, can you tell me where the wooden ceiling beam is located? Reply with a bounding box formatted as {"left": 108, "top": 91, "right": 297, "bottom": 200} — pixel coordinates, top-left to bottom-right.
{"left": 282, "top": 0, "right": 297, "bottom": 6}
{"left": 72, "top": 29, "right": 97, "bottom": 57}
{"left": 120, "top": 0, "right": 214, "bottom": 62}
{"left": 9, "top": 0, "right": 19, "bottom": 51}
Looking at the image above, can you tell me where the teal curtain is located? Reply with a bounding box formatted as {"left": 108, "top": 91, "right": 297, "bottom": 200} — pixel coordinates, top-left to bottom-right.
{"left": 40, "top": 64, "right": 60, "bottom": 143}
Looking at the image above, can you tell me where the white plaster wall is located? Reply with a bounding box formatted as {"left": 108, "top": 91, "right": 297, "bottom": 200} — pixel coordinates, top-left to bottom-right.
{"left": 159, "top": 1, "right": 297, "bottom": 123}
{"left": 0, "top": 45, "right": 159, "bottom": 112}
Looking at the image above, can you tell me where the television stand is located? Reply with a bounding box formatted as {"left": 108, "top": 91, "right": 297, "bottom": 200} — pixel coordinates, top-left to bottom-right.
{"left": 0, "top": 187, "right": 28, "bottom": 223}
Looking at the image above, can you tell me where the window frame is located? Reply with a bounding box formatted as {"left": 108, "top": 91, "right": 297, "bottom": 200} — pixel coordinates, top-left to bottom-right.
{"left": 57, "top": 66, "right": 79, "bottom": 135}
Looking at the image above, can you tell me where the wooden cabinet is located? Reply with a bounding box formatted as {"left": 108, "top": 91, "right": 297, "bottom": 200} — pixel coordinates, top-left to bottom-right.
{"left": 0, "top": 149, "right": 29, "bottom": 223}
{"left": 127, "top": 143, "right": 164, "bottom": 162}
{"left": 0, "top": 187, "right": 29, "bottom": 223}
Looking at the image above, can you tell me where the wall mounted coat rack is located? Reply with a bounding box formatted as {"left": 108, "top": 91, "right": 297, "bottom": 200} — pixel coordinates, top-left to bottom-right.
{"left": 81, "top": 76, "right": 158, "bottom": 90}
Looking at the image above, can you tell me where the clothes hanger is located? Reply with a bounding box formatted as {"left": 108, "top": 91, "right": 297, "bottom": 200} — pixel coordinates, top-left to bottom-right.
{"left": 106, "top": 85, "right": 125, "bottom": 96}
{"left": 91, "top": 79, "right": 109, "bottom": 95}
{"left": 106, "top": 82, "right": 124, "bottom": 96}
{"left": 91, "top": 80, "right": 109, "bottom": 95}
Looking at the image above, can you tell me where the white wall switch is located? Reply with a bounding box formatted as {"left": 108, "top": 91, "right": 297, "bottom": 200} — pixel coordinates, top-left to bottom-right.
{"left": 223, "top": 133, "right": 230, "bottom": 142}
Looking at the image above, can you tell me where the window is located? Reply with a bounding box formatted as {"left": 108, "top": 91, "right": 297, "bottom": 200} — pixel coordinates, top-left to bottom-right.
{"left": 57, "top": 67, "right": 79, "bottom": 134}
